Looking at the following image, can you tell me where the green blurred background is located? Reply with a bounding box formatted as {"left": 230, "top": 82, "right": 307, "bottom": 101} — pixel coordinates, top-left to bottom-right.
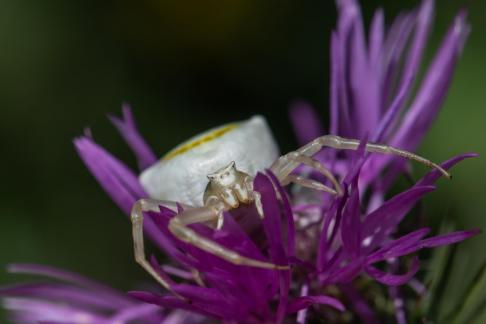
{"left": 0, "top": 0, "right": 484, "bottom": 322}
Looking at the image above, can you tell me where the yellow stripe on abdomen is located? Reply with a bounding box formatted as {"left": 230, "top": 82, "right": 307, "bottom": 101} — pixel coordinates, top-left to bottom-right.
{"left": 163, "top": 123, "right": 238, "bottom": 160}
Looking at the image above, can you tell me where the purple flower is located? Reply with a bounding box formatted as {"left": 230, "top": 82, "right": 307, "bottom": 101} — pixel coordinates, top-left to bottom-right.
{"left": 68, "top": 102, "right": 477, "bottom": 323}
{"left": 2, "top": 0, "right": 479, "bottom": 323}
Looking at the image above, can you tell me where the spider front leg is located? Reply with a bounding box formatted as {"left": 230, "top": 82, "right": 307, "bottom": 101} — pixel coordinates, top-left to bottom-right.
{"left": 271, "top": 152, "right": 343, "bottom": 195}
{"left": 168, "top": 203, "right": 288, "bottom": 270}
{"left": 271, "top": 135, "right": 450, "bottom": 189}
{"left": 242, "top": 175, "right": 264, "bottom": 218}
{"left": 305, "top": 135, "right": 450, "bottom": 177}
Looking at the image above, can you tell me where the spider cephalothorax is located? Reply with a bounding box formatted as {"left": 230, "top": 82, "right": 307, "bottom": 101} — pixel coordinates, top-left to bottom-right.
{"left": 202, "top": 161, "right": 260, "bottom": 230}
{"left": 130, "top": 115, "right": 450, "bottom": 296}
{"left": 204, "top": 161, "right": 253, "bottom": 208}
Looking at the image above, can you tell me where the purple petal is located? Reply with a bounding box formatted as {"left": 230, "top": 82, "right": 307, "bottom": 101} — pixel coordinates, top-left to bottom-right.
{"left": 375, "top": 152, "right": 475, "bottom": 197}
{"left": 367, "top": 228, "right": 479, "bottom": 263}
{"left": 341, "top": 176, "right": 361, "bottom": 257}
{"left": 289, "top": 101, "right": 324, "bottom": 146}
{"left": 202, "top": 272, "right": 261, "bottom": 318}
{"left": 339, "top": 0, "right": 381, "bottom": 135}
{"left": 254, "top": 173, "right": 290, "bottom": 323}
{"left": 330, "top": 32, "right": 341, "bottom": 136}
{"left": 266, "top": 170, "right": 296, "bottom": 257}
{"left": 6, "top": 264, "right": 132, "bottom": 308}
{"left": 366, "top": 257, "right": 420, "bottom": 286}
{"left": 149, "top": 256, "right": 178, "bottom": 288}
{"left": 161, "top": 265, "right": 194, "bottom": 281}
{"left": 162, "top": 310, "right": 205, "bottom": 324}
{"left": 74, "top": 136, "right": 145, "bottom": 214}
{"left": 171, "top": 284, "right": 248, "bottom": 319}
{"left": 214, "top": 215, "right": 278, "bottom": 305}
{"left": 381, "top": 12, "right": 415, "bottom": 112}
{"left": 296, "top": 284, "right": 309, "bottom": 324}
{"left": 109, "top": 304, "right": 161, "bottom": 323}
{"left": 2, "top": 297, "right": 107, "bottom": 324}
{"left": 390, "top": 287, "right": 407, "bottom": 324}
{"left": 388, "top": 260, "right": 407, "bottom": 324}
{"left": 368, "top": 8, "right": 384, "bottom": 70}
{"left": 172, "top": 285, "right": 225, "bottom": 305}
{"left": 408, "top": 278, "right": 427, "bottom": 296}
{"left": 0, "top": 283, "right": 121, "bottom": 310}
{"left": 343, "top": 135, "right": 367, "bottom": 185}
{"left": 169, "top": 284, "right": 242, "bottom": 320}
{"left": 373, "top": 0, "right": 434, "bottom": 142}
{"left": 108, "top": 103, "right": 157, "bottom": 170}
{"left": 391, "top": 10, "right": 470, "bottom": 151}
{"left": 193, "top": 214, "right": 269, "bottom": 265}
{"left": 362, "top": 186, "right": 435, "bottom": 250}
{"left": 420, "top": 229, "right": 480, "bottom": 248}
{"left": 150, "top": 207, "right": 280, "bottom": 313}
{"left": 340, "top": 284, "right": 379, "bottom": 324}
{"left": 367, "top": 228, "right": 431, "bottom": 263}
{"left": 146, "top": 210, "right": 197, "bottom": 268}
{"left": 128, "top": 291, "right": 210, "bottom": 316}
{"left": 324, "top": 258, "right": 366, "bottom": 284}
{"left": 333, "top": 0, "right": 359, "bottom": 137}
{"left": 74, "top": 137, "right": 179, "bottom": 257}
{"left": 254, "top": 173, "right": 288, "bottom": 266}
{"left": 317, "top": 191, "right": 348, "bottom": 271}
{"left": 416, "top": 153, "right": 478, "bottom": 186}
{"left": 319, "top": 139, "right": 366, "bottom": 265}
{"left": 287, "top": 295, "right": 345, "bottom": 313}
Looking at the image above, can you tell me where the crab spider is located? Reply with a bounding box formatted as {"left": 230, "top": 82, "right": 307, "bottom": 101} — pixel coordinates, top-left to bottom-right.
{"left": 131, "top": 116, "right": 449, "bottom": 294}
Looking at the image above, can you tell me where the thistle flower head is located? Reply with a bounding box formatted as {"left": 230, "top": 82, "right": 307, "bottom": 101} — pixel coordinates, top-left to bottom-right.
{"left": 1, "top": 0, "right": 480, "bottom": 323}
{"left": 68, "top": 108, "right": 477, "bottom": 323}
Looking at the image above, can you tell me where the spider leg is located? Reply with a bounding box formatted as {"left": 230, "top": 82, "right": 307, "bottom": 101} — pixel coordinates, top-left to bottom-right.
{"left": 168, "top": 205, "right": 288, "bottom": 270}
{"left": 131, "top": 199, "right": 182, "bottom": 295}
{"left": 271, "top": 135, "right": 450, "bottom": 183}
{"left": 252, "top": 191, "right": 264, "bottom": 219}
{"left": 294, "top": 154, "right": 344, "bottom": 195}
{"left": 203, "top": 196, "right": 226, "bottom": 230}
{"left": 274, "top": 153, "right": 343, "bottom": 195}
{"left": 281, "top": 174, "right": 338, "bottom": 195}
{"left": 242, "top": 176, "right": 264, "bottom": 218}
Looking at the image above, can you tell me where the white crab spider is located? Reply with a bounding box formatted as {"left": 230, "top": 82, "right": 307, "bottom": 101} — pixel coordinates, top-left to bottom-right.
{"left": 130, "top": 115, "right": 449, "bottom": 293}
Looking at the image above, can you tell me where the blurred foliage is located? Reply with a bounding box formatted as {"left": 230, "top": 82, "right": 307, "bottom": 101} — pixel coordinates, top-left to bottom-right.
{"left": 410, "top": 223, "right": 486, "bottom": 323}
{"left": 0, "top": 0, "right": 485, "bottom": 322}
